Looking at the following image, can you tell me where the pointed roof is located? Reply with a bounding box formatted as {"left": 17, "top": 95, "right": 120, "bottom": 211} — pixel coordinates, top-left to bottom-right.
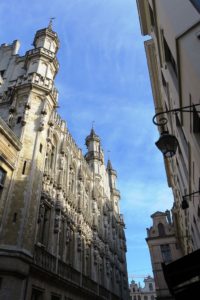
{"left": 85, "top": 128, "right": 100, "bottom": 146}
{"left": 107, "top": 159, "right": 113, "bottom": 170}
{"left": 107, "top": 159, "right": 117, "bottom": 177}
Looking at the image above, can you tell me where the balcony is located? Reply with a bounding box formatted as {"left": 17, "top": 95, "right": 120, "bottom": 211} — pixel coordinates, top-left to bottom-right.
{"left": 26, "top": 48, "right": 59, "bottom": 70}
{"left": 33, "top": 245, "right": 122, "bottom": 299}
{"left": 9, "top": 72, "right": 58, "bottom": 103}
{"left": 85, "top": 151, "right": 104, "bottom": 163}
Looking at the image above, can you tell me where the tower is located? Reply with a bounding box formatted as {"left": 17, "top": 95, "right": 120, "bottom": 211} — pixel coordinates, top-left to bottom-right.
{"left": 85, "top": 128, "right": 104, "bottom": 177}
{"left": 0, "top": 26, "right": 129, "bottom": 300}
{"left": 0, "top": 25, "right": 60, "bottom": 299}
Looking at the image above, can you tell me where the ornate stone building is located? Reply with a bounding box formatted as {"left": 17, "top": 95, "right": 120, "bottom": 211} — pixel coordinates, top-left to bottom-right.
{"left": 129, "top": 276, "right": 156, "bottom": 300}
{"left": 0, "top": 24, "right": 129, "bottom": 300}
{"left": 146, "top": 211, "right": 182, "bottom": 300}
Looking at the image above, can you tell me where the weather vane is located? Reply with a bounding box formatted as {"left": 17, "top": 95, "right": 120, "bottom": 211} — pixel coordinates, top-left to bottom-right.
{"left": 92, "top": 120, "right": 95, "bottom": 129}
{"left": 48, "top": 17, "right": 56, "bottom": 29}
{"left": 107, "top": 150, "right": 111, "bottom": 159}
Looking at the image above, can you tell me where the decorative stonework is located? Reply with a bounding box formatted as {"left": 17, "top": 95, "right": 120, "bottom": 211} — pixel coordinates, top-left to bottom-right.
{"left": 0, "top": 25, "right": 129, "bottom": 300}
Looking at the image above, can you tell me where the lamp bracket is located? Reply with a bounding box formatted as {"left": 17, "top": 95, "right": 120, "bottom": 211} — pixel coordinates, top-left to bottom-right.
{"left": 153, "top": 104, "right": 200, "bottom": 126}
{"left": 183, "top": 190, "right": 200, "bottom": 200}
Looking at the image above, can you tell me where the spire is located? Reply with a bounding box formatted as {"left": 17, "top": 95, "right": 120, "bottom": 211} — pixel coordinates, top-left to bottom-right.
{"left": 107, "top": 159, "right": 113, "bottom": 170}
{"left": 107, "top": 159, "right": 117, "bottom": 176}
{"left": 85, "top": 128, "right": 100, "bottom": 147}
{"left": 85, "top": 127, "right": 104, "bottom": 173}
{"left": 48, "top": 17, "right": 55, "bottom": 30}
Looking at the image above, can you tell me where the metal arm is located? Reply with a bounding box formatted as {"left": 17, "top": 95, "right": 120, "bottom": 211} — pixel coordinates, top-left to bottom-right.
{"left": 183, "top": 190, "right": 200, "bottom": 200}
{"left": 152, "top": 104, "right": 200, "bottom": 126}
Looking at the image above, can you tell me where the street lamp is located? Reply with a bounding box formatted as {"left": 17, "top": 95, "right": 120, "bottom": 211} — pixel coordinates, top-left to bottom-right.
{"left": 155, "top": 131, "right": 179, "bottom": 158}
{"left": 181, "top": 190, "right": 200, "bottom": 210}
{"left": 152, "top": 104, "right": 200, "bottom": 157}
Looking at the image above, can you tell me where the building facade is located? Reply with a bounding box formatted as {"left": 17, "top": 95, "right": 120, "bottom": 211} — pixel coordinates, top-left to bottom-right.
{"left": 0, "top": 25, "right": 129, "bottom": 300}
{"left": 146, "top": 211, "right": 182, "bottom": 300}
{"left": 137, "top": 0, "right": 200, "bottom": 299}
{"left": 129, "top": 276, "right": 156, "bottom": 300}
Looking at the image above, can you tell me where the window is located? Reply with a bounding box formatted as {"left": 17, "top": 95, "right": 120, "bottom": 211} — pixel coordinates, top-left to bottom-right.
{"left": 149, "top": 283, "right": 153, "bottom": 291}
{"left": 158, "top": 223, "right": 165, "bottom": 236}
{"left": 151, "top": 296, "right": 155, "bottom": 300}
{"left": 198, "top": 205, "right": 200, "bottom": 218}
{"left": 190, "top": 0, "right": 200, "bottom": 13}
{"left": 17, "top": 116, "right": 22, "bottom": 124}
{"left": 148, "top": 4, "right": 155, "bottom": 27}
{"left": 176, "top": 114, "right": 189, "bottom": 157}
{"left": 193, "top": 105, "right": 200, "bottom": 133}
{"left": 160, "top": 244, "right": 172, "bottom": 263}
{"left": 22, "top": 161, "right": 27, "bottom": 175}
{"left": 0, "top": 167, "right": 6, "bottom": 189}
{"left": 0, "top": 70, "right": 5, "bottom": 78}
{"left": 161, "top": 71, "right": 167, "bottom": 91}
{"left": 144, "top": 296, "right": 148, "bottom": 300}
{"left": 39, "top": 143, "right": 43, "bottom": 153}
{"left": 163, "top": 36, "right": 177, "bottom": 77}
{"left": 37, "top": 203, "right": 51, "bottom": 247}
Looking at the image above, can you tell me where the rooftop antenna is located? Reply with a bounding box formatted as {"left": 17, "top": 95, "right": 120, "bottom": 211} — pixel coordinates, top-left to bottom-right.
{"left": 92, "top": 120, "right": 95, "bottom": 129}
{"left": 48, "top": 17, "right": 55, "bottom": 30}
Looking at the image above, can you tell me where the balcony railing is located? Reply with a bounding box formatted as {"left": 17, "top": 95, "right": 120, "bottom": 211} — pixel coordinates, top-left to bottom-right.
{"left": 9, "top": 72, "right": 58, "bottom": 102}
{"left": 26, "top": 48, "right": 59, "bottom": 70}
{"left": 33, "top": 245, "right": 122, "bottom": 299}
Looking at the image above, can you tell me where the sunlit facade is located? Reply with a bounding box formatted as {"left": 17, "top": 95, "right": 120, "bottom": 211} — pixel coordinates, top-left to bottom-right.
{"left": 137, "top": 0, "right": 200, "bottom": 299}
{"left": 0, "top": 25, "right": 129, "bottom": 300}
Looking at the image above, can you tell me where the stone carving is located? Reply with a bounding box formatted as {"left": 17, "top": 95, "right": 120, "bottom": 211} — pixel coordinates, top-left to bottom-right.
{"left": 7, "top": 112, "right": 14, "bottom": 128}
{"left": 38, "top": 114, "right": 46, "bottom": 131}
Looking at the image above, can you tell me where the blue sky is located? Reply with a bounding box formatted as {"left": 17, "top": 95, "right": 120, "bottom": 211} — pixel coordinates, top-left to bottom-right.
{"left": 0, "top": 0, "right": 173, "bottom": 284}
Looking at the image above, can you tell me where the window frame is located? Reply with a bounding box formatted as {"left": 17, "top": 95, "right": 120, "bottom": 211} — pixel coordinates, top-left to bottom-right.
{"left": 0, "top": 167, "right": 6, "bottom": 189}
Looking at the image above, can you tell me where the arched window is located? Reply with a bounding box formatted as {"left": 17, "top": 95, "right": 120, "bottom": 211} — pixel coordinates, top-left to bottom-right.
{"left": 158, "top": 223, "right": 165, "bottom": 236}
{"left": 40, "top": 62, "right": 48, "bottom": 77}
{"left": 45, "top": 38, "right": 51, "bottom": 50}
{"left": 149, "top": 283, "right": 153, "bottom": 291}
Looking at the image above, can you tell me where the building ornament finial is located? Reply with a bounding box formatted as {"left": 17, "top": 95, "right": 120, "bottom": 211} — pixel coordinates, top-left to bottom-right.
{"left": 48, "top": 17, "right": 55, "bottom": 30}
{"left": 92, "top": 120, "right": 95, "bottom": 129}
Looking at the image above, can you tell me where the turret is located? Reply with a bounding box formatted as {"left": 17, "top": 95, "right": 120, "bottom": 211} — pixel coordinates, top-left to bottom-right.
{"left": 85, "top": 128, "right": 104, "bottom": 175}
{"left": 0, "top": 24, "right": 60, "bottom": 254}
{"left": 107, "top": 159, "right": 120, "bottom": 214}
{"left": 25, "top": 22, "right": 59, "bottom": 80}
{"left": 33, "top": 23, "right": 59, "bottom": 53}
{"left": 107, "top": 159, "right": 117, "bottom": 190}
